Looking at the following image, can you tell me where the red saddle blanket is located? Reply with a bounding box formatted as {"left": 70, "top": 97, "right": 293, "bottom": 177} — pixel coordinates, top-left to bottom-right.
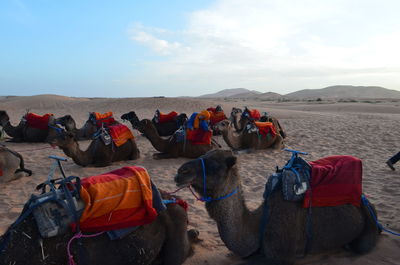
{"left": 254, "top": 121, "right": 276, "bottom": 137}
{"left": 94, "top": 112, "right": 116, "bottom": 127}
{"left": 244, "top": 109, "right": 261, "bottom": 120}
{"left": 186, "top": 129, "right": 212, "bottom": 145}
{"left": 25, "top": 113, "right": 53, "bottom": 130}
{"left": 158, "top": 111, "right": 178, "bottom": 123}
{"left": 207, "top": 108, "right": 227, "bottom": 125}
{"left": 108, "top": 124, "right": 134, "bottom": 147}
{"left": 303, "top": 156, "right": 362, "bottom": 208}
{"left": 79, "top": 166, "right": 157, "bottom": 232}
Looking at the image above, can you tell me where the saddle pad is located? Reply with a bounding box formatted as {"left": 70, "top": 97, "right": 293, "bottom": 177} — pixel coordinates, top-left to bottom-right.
{"left": 243, "top": 109, "right": 260, "bottom": 120}
{"left": 254, "top": 121, "right": 276, "bottom": 137}
{"left": 79, "top": 166, "right": 157, "bottom": 232}
{"left": 186, "top": 129, "right": 212, "bottom": 145}
{"left": 25, "top": 113, "right": 53, "bottom": 130}
{"left": 303, "top": 156, "right": 362, "bottom": 208}
{"left": 208, "top": 110, "right": 227, "bottom": 125}
{"left": 94, "top": 112, "right": 116, "bottom": 127}
{"left": 158, "top": 111, "right": 178, "bottom": 123}
{"left": 108, "top": 124, "right": 134, "bottom": 147}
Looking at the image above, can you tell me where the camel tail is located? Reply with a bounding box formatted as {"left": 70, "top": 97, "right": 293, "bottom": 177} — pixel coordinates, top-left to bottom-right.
{"left": 5, "top": 147, "right": 33, "bottom": 176}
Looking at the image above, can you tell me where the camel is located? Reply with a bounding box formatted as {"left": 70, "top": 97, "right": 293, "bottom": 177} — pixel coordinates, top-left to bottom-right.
{"left": 175, "top": 150, "right": 380, "bottom": 265}
{"left": 46, "top": 127, "right": 140, "bottom": 167}
{"left": 0, "top": 190, "right": 199, "bottom": 265}
{"left": 215, "top": 120, "right": 284, "bottom": 151}
{"left": 0, "top": 111, "right": 51, "bottom": 142}
{"left": 0, "top": 145, "right": 32, "bottom": 183}
{"left": 55, "top": 114, "right": 98, "bottom": 140}
{"left": 121, "top": 111, "right": 219, "bottom": 159}
{"left": 151, "top": 112, "right": 188, "bottom": 136}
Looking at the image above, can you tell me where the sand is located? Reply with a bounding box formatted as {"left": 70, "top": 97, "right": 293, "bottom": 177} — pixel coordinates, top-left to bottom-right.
{"left": 0, "top": 95, "right": 399, "bottom": 264}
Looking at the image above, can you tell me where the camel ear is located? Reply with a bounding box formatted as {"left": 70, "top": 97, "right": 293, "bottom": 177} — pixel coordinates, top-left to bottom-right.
{"left": 225, "top": 155, "right": 237, "bottom": 169}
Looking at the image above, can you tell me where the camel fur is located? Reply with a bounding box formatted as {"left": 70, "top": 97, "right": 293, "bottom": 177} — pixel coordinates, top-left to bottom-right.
{"left": 121, "top": 111, "right": 219, "bottom": 159}
{"left": 175, "top": 150, "right": 380, "bottom": 265}
{"left": 0, "top": 191, "right": 199, "bottom": 265}
{"left": 0, "top": 145, "right": 32, "bottom": 183}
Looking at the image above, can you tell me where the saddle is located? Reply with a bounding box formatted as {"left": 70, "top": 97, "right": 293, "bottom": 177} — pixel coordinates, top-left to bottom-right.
{"left": 90, "top": 112, "right": 116, "bottom": 128}
{"left": 154, "top": 110, "right": 178, "bottom": 123}
{"left": 242, "top": 108, "right": 261, "bottom": 121}
{"left": 94, "top": 124, "right": 134, "bottom": 147}
{"left": 24, "top": 113, "right": 54, "bottom": 130}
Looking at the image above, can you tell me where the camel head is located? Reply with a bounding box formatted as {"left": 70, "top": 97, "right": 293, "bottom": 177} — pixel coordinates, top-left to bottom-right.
{"left": 0, "top": 110, "right": 10, "bottom": 126}
{"left": 229, "top": 107, "right": 242, "bottom": 122}
{"left": 175, "top": 150, "right": 239, "bottom": 199}
{"left": 121, "top": 111, "right": 144, "bottom": 131}
{"left": 46, "top": 125, "right": 76, "bottom": 149}
{"left": 214, "top": 119, "right": 231, "bottom": 132}
{"left": 55, "top": 115, "right": 76, "bottom": 131}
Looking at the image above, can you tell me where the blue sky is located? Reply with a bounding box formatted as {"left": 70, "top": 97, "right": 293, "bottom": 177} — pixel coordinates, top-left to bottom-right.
{"left": 1, "top": 0, "right": 400, "bottom": 97}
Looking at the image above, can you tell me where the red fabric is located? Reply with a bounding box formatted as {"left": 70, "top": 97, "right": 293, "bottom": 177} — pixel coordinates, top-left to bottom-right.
{"left": 0, "top": 168, "right": 3, "bottom": 177}
{"left": 207, "top": 108, "right": 227, "bottom": 125}
{"left": 186, "top": 129, "right": 212, "bottom": 145}
{"left": 78, "top": 166, "right": 157, "bottom": 232}
{"left": 303, "top": 156, "right": 362, "bottom": 208}
{"left": 25, "top": 113, "right": 53, "bottom": 130}
{"left": 158, "top": 111, "right": 178, "bottom": 123}
{"left": 94, "top": 112, "right": 116, "bottom": 127}
{"left": 254, "top": 121, "right": 276, "bottom": 137}
{"left": 244, "top": 109, "right": 261, "bottom": 120}
{"left": 108, "top": 124, "right": 134, "bottom": 147}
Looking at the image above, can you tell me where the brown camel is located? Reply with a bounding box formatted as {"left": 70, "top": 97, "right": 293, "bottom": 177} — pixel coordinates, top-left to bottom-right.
{"left": 151, "top": 111, "right": 188, "bottom": 136}
{"left": 55, "top": 114, "right": 98, "bottom": 140}
{"left": 0, "top": 145, "right": 32, "bottom": 183}
{"left": 46, "top": 127, "right": 140, "bottom": 167}
{"left": 0, "top": 111, "right": 51, "bottom": 142}
{"left": 0, "top": 190, "right": 199, "bottom": 265}
{"left": 121, "top": 111, "right": 219, "bottom": 159}
{"left": 215, "top": 120, "right": 284, "bottom": 151}
{"left": 175, "top": 150, "right": 380, "bottom": 265}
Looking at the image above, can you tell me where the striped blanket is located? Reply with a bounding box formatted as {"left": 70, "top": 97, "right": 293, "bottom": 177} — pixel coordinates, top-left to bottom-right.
{"left": 79, "top": 166, "right": 157, "bottom": 232}
{"left": 254, "top": 121, "right": 276, "bottom": 137}
{"left": 93, "top": 112, "right": 116, "bottom": 127}
{"left": 108, "top": 124, "right": 134, "bottom": 147}
{"left": 25, "top": 113, "right": 53, "bottom": 130}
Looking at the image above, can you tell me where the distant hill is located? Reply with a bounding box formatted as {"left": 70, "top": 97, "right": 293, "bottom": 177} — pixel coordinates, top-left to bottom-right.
{"left": 199, "top": 88, "right": 262, "bottom": 98}
{"left": 285, "top": 85, "right": 400, "bottom": 99}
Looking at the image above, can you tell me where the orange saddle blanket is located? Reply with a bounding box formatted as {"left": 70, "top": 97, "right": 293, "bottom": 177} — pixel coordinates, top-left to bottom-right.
{"left": 93, "top": 112, "right": 116, "bottom": 127}
{"left": 254, "top": 121, "right": 276, "bottom": 137}
{"left": 243, "top": 109, "right": 261, "bottom": 120}
{"left": 186, "top": 129, "right": 212, "bottom": 145}
{"left": 25, "top": 113, "right": 53, "bottom": 130}
{"left": 157, "top": 111, "right": 178, "bottom": 123}
{"left": 79, "top": 166, "right": 158, "bottom": 232}
{"left": 108, "top": 124, "right": 134, "bottom": 147}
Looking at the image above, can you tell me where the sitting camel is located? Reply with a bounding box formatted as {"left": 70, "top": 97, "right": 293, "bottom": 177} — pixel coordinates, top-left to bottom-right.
{"left": 55, "top": 114, "right": 98, "bottom": 140}
{"left": 0, "top": 145, "right": 32, "bottom": 183}
{"left": 46, "top": 126, "right": 140, "bottom": 167}
{"left": 121, "top": 111, "right": 219, "bottom": 159}
{"left": 216, "top": 120, "right": 284, "bottom": 151}
{"left": 175, "top": 150, "right": 380, "bottom": 265}
{"left": 135, "top": 111, "right": 188, "bottom": 136}
{"left": 0, "top": 190, "right": 199, "bottom": 265}
{"left": 0, "top": 110, "right": 52, "bottom": 142}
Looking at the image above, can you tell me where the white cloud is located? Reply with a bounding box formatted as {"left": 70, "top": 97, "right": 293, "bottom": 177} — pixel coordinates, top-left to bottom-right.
{"left": 127, "top": 0, "right": 400, "bottom": 95}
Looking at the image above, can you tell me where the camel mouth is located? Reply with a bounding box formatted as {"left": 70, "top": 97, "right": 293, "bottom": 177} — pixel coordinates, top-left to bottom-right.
{"left": 174, "top": 174, "right": 193, "bottom": 187}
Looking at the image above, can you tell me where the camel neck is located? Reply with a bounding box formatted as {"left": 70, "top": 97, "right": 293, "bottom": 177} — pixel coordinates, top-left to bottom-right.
{"left": 2, "top": 120, "right": 20, "bottom": 137}
{"left": 205, "top": 183, "right": 262, "bottom": 257}
{"left": 142, "top": 122, "right": 169, "bottom": 153}
{"left": 61, "top": 141, "right": 91, "bottom": 166}
{"left": 221, "top": 127, "right": 242, "bottom": 150}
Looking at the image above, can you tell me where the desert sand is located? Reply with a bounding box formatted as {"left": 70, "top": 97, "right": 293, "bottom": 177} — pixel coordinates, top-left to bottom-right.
{"left": 0, "top": 95, "right": 399, "bottom": 264}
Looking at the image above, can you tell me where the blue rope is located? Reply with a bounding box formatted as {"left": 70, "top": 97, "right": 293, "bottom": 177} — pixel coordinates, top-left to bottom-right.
{"left": 198, "top": 158, "right": 238, "bottom": 203}
{"left": 362, "top": 195, "right": 400, "bottom": 237}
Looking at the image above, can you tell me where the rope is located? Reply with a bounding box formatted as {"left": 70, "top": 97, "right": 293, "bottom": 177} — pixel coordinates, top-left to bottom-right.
{"left": 67, "top": 231, "right": 104, "bottom": 265}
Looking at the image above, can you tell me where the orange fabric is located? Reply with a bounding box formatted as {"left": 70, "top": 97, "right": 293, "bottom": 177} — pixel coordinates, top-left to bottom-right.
{"left": 25, "top": 113, "right": 53, "bottom": 130}
{"left": 94, "top": 112, "right": 116, "bottom": 127}
{"left": 158, "top": 111, "right": 178, "bottom": 123}
{"left": 79, "top": 166, "right": 157, "bottom": 232}
{"left": 254, "top": 121, "right": 276, "bottom": 137}
{"left": 186, "top": 129, "right": 212, "bottom": 145}
{"left": 108, "top": 124, "right": 134, "bottom": 147}
{"left": 209, "top": 111, "right": 227, "bottom": 125}
{"left": 193, "top": 110, "right": 211, "bottom": 129}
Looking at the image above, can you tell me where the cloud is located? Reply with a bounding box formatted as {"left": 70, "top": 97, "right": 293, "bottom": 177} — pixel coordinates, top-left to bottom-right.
{"left": 127, "top": 0, "right": 400, "bottom": 95}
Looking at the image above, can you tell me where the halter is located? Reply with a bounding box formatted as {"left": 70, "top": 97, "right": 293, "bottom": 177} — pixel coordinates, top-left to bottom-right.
{"left": 197, "top": 158, "right": 238, "bottom": 202}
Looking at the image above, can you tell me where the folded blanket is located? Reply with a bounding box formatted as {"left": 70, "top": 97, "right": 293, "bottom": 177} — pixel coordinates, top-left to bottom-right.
{"left": 25, "top": 113, "right": 53, "bottom": 130}
{"left": 93, "top": 112, "right": 116, "bottom": 127}
{"left": 254, "top": 121, "right": 276, "bottom": 137}
{"left": 208, "top": 110, "right": 227, "bottom": 125}
{"left": 108, "top": 124, "right": 134, "bottom": 147}
{"left": 79, "top": 166, "right": 157, "bottom": 232}
{"left": 157, "top": 111, "right": 178, "bottom": 123}
{"left": 186, "top": 129, "right": 212, "bottom": 145}
{"left": 303, "top": 156, "right": 362, "bottom": 208}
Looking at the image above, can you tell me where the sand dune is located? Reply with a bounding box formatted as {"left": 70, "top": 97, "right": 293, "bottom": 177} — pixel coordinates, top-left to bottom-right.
{"left": 0, "top": 96, "right": 399, "bottom": 264}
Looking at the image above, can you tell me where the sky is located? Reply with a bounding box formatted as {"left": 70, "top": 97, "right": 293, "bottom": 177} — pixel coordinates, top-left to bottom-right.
{"left": 1, "top": 0, "right": 400, "bottom": 97}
